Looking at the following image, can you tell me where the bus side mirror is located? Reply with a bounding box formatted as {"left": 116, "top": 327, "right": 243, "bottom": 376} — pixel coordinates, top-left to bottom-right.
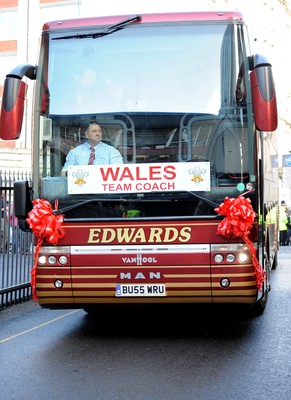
{"left": 14, "top": 180, "right": 33, "bottom": 232}
{"left": 0, "top": 63, "right": 36, "bottom": 140}
{"left": 250, "top": 55, "right": 278, "bottom": 132}
{"left": 0, "top": 77, "right": 28, "bottom": 140}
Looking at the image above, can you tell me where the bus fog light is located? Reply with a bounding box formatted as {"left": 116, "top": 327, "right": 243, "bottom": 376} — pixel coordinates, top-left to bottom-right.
{"left": 48, "top": 256, "right": 57, "bottom": 265}
{"left": 214, "top": 254, "right": 224, "bottom": 263}
{"left": 220, "top": 278, "right": 230, "bottom": 288}
{"left": 54, "top": 279, "right": 63, "bottom": 289}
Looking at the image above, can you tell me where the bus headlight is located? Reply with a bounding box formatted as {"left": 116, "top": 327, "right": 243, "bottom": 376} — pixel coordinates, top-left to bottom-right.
{"left": 38, "top": 255, "right": 47, "bottom": 265}
{"left": 48, "top": 256, "right": 57, "bottom": 265}
{"left": 59, "top": 255, "right": 68, "bottom": 265}
{"left": 226, "top": 253, "right": 235, "bottom": 263}
{"left": 214, "top": 254, "right": 224, "bottom": 263}
{"left": 37, "top": 247, "right": 70, "bottom": 266}
{"left": 212, "top": 244, "right": 252, "bottom": 265}
{"left": 238, "top": 252, "right": 249, "bottom": 263}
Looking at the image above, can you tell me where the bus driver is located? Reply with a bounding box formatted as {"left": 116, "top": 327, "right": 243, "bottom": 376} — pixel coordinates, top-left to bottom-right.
{"left": 61, "top": 121, "right": 123, "bottom": 176}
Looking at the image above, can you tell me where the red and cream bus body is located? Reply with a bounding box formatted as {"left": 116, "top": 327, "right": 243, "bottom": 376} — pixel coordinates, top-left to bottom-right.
{"left": 0, "top": 12, "right": 279, "bottom": 314}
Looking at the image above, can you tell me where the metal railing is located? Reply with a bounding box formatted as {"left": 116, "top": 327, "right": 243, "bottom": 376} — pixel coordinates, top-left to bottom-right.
{"left": 0, "top": 170, "right": 33, "bottom": 308}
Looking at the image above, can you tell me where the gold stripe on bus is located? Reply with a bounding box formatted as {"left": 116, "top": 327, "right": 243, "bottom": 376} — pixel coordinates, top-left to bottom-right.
{"left": 75, "top": 294, "right": 211, "bottom": 303}
{"left": 211, "top": 281, "right": 256, "bottom": 288}
{"left": 211, "top": 263, "right": 254, "bottom": 268}
{"left": 72, "top": 291, "right": 118, "bottom": 296}
{"left": 70, "top": 265, "right": 211, "bottom": 270}
{"left": 36, "top": 283, "right": 72, "bottom": 288}
{"left": 211, "top": 273, "right": 256, "bottom": 278}
{"left": 163, "top": 274, "right": 210, "bottom": 278}
{"left": 36, "top": 282, "right": 256, "bottom": 291}
{"left": 36, "top": 276, "right": 71, "bottom": 280}
{"left": 71, "top": 282, "right": 211, "bottom": 288}
{"left": 35, "top": 272, "right": 253, "bottom": 279}
{"left": 36, "top": 273, "right": 117, "bottom": 279}
{"left": 72, "top": 289, "right": 212, "bottom": 297}
{"left": 37, "top": 267, "right": 70, "bottom": 270}
{"left": 36, "top": 288, "right": 256, "bottom": 297}
{"left": 213, "top": 297, "right": 256, "bottom": 304}
{"left": 71, "top": 275, "right": 118, "bottom": 279}
{"left": 212, "top": 289, "right": 257, "bottom": 296}
{"left": 38, "top": 297, "right": 256, "bottom": 305}
{"left": 36, "top": 283, "right": 211, "bottom": 291}
{"left": 36, "top": 272, "right": 210, "bottom": 280}
{"left": 64, "top": 297, "right": 214, "bottom": 304}
{"left": 37, "top": 291, "right": 73, "bottom": 297}
{"left": 37, "top": 283, "right": 133, "bottom": 289}
{"left": 72, "top": 283, "right": 119, "bottom": 288}
{"left": 63, "top": 221, "right": 218, "bottom": 229}
{"left": 165, "top": 282, "right": 210, "bottom": 287}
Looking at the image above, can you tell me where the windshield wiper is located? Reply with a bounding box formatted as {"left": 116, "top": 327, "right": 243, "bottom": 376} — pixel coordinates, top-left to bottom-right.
{"left": 187, "top": 192, "right": 219, "bottom": 208}
{"left": 54, "top": 14, "right": 142, "bottom": 40}
{"left": 53, "top": 193, "right": 219, "bottom": 216}
{"left": 53, "top": 198, "right": 124, "bottom": 215}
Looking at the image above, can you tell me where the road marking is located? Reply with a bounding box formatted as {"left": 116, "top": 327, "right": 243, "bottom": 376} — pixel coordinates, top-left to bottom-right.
{"left": 0, "top": 309, "right": 81, "bottom": 344}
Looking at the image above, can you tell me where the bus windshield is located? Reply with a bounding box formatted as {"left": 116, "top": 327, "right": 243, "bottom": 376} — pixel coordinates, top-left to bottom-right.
{"left": 48, "top": 24, "right": 224, "bottom": 115}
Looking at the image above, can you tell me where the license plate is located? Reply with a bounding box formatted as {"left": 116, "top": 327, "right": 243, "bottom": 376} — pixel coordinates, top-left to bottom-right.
{"left": 116, "top": 284, "right": 166, "bottom": 297}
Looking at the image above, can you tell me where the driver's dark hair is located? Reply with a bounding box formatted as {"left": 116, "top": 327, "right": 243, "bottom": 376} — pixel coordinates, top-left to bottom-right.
{"left": 88, "top": 120, "right": 100, "bottom": 127}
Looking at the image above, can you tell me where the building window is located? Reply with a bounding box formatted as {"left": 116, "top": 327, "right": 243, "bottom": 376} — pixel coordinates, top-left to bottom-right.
{"left": 0, "top": 52, "right": 17, "bottom": 84}
{"left": 0, "top": 9, "right": 18, "bottom": 40}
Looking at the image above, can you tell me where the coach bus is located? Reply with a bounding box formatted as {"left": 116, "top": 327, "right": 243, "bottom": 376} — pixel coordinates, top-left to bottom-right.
{"left": 0, "top": 12, "right": 279, "bottom": 314}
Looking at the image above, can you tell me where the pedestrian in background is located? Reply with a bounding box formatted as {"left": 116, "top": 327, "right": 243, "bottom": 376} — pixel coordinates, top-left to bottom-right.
{"left": 286, "top": 205, "right": 291, "bottom": 246}
{"left": 279, "top": 200, "right": 288, "bottom": 246}
{"left": 1, "top": 191, "right": 5, "bottom": 252}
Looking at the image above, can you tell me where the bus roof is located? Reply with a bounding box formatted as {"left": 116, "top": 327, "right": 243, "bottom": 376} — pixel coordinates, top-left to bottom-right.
{"left": 42, "top": 11, "right": 244, "bottom": 31}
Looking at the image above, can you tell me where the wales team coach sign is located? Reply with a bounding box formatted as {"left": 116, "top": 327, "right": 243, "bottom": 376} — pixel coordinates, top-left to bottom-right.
{"left": 67, "top": 162, "right": 211, "bottom": 194}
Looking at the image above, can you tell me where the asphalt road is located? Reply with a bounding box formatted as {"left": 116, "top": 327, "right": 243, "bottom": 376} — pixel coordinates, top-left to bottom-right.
{"left": 1, "top": 246, "right": 291, "bottom": 400}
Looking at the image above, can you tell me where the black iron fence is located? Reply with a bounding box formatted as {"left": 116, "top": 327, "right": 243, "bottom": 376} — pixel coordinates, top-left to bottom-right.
{"left": 0, "top": 170, "right": 33, "bottom": 308}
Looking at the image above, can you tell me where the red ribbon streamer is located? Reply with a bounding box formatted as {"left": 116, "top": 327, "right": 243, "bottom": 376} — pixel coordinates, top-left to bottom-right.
{"left": 26, "top": 199, "right": 64, "bottom": 300}
{"left": 215, "top": 196, "right": 265, "bottom": 291}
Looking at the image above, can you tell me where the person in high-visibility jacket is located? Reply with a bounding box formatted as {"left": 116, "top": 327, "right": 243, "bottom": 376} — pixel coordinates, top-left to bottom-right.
{"left": 279, "top": 200, "right": 288, "bottom": 246}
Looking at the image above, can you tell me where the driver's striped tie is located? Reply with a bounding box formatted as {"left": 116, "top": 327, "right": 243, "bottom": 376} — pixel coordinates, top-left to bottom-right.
{"left": 88, "top": 146, "right": 95, "bottom": 165}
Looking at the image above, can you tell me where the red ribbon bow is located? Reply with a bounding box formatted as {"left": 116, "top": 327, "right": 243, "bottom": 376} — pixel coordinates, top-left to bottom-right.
{"left": 215, "top": 196, "right": 265, "bottom": 291}
{"left": 27, "top": 199, "right": 64, "bottom": 300}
